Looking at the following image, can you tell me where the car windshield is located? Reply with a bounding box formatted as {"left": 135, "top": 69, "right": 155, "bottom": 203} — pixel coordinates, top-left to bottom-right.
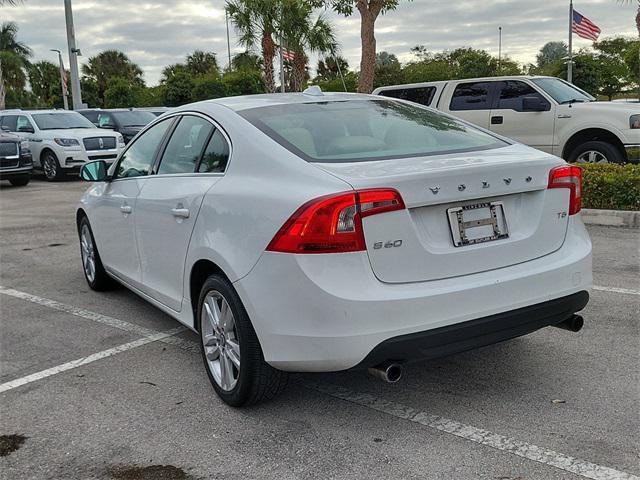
{"left": 531, "top": 78, "right": 594, "bottom": 104}
{"left": 240, "top": 99, "right": 508, "bottom": 163}
{"left": 112, "top": 111, "right": 156, "bottom": 127}
{"left": 32, "top": 112, "right": 96, "bottom": 130}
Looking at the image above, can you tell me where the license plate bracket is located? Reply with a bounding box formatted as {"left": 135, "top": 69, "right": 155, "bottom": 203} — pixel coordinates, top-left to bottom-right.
{"left": 447, "top": 201, "right": 509, "bottom": 247}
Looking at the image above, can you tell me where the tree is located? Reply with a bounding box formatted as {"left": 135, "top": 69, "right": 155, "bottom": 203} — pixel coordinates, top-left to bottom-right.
{"left": 226, "top": 0, "right": 279, "bottom": 93}
{"left": 222, "top": 69, "right": 266, "bottom": 95}
{"left": 0, "top": 22, "right": 32, "bottom": 109}
{"left": 321, "top": 0, "right": 409, "bottom": 93}
{"left": 185, "top": 50, "right": 220, "bottom": 76}
{"left": 192, "top": 75, "right": 227, "bottom": 101}
{"left": 280, "top": 0, "right": 337, "bottom": 91}
{"left": 81, "top": 50, "right": 144, "bottom": 107}
{"left": 28, "top": 60, "right": 62, "bottom": 107}
{"left": 373, "top": 51, "right": 402, "bottom": 87}
{"left": 536, "top": 42, "right": 568, "bottom": 69}
{"left": 231, "top": 51, "right": 263, "bottom": 71}
{"left": 316, "top": 55, "right": 348, "bottom": 80}
{"left": 164, "top": 71, "right": 195, "bottom": 106}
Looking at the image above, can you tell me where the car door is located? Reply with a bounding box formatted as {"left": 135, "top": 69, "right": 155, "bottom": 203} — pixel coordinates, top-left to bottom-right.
{"left": 134, "top": 114, "right": 230, "bottom": 312}
{"left": 488, "top": 80, "right": 555, "bottom": 152}
{"left": 90, "top": 118, "right": 174, "bottom": 288}
{"left": 442, "top": 81, "right": 494, "bottom": 129}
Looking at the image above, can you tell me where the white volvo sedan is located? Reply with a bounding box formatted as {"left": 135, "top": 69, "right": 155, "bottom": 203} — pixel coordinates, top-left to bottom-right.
{"left": 77, "top": 90, "right": 592, "bottom": 406}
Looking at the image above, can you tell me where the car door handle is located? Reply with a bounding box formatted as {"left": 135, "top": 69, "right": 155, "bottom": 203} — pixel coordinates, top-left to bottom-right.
{"left": 171, "top": 208, "right": 190, "bottom": 219}
{"left": 558, "top": 114, "right": 572, "bottom": 119}
{"left": 120, "top": 205, "right": 132, "bottom": 214}
{"left": 491, "top": 116, "right": 504, "bottom": 125}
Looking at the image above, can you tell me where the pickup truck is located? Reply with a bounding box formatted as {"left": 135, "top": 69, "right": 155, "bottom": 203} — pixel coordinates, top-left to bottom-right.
{"left": 373, "top": 75, "right": 640, "bottom": 164}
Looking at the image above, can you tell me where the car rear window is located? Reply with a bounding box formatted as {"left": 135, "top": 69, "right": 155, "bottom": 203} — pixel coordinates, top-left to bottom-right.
{"left": 239, "top": 99, "right": 507, "bottom": 163}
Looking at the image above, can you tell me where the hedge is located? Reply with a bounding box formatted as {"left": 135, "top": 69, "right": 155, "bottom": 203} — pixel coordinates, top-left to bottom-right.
{"left": 580, "top": 163, "right": 640, "bottom": 211}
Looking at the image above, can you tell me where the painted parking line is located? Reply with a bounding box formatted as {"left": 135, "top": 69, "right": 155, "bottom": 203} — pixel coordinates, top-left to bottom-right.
{"left": 593, "top": 285, "right": 640, "bottom": 296}
{"left": 0, "top": 327, "right": 184, "bottom": 394}
{"left": 305, "top": 382, "right": 639, "bottom": 480}
{"left": 0, "top": 286, "right": 199, "bottom": 353}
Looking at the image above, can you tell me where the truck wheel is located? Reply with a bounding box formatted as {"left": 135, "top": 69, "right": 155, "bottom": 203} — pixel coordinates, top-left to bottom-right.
{"left": 9, "top": 175, "right": 30, "bottom": 186}
{"left": 197, "top": 274, "right": 288, "bottom": 407}
{"left": 570, "top": 141, "right": 624, "bottom": 164}
{"left": 42, "top": 151, "right": 64, "bottom": 181}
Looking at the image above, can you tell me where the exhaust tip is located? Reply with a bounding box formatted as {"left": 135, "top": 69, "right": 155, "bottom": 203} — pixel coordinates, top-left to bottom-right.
{"left": 554, "top": 314, "right": 584, "bottom": 332}
{"left": 368, "top": 362, "right": 403, "bottom": 383}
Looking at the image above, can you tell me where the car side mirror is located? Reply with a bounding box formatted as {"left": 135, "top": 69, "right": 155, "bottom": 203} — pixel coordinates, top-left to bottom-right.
{"left": 522, "top": 96, "right": 549, "bottom": 112}
{"left": 18, "top": 125, "right": 35, "bottom": 133}
{"left": 80, "top": 160, "right": 109, "bottom": 182}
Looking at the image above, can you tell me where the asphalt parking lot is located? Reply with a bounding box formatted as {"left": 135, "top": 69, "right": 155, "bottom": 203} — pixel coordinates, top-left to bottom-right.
{"left": 0, "top": 177, "right": 638, "bottom": 480}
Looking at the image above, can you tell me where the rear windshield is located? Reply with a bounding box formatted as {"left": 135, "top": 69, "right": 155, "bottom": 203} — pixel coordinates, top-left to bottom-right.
{"left": 239, "top": 99, "right": 507, "bottom": 163}
{"left": 32, "top": 112, "right": 95, "bottom": 130}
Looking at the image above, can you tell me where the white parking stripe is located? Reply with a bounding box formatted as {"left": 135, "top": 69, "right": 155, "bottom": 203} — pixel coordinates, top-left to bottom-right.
{"left": 0, "top": 286, "right": 199, "bottom": 353}
{"left": 594, "top": 286, "right": 640, "bottom": 296}
{"left": 306, "top": 382, "right": 638, "bottom": 480}
{"left": 0, "top": 327, "right": 184, "bottom": 394}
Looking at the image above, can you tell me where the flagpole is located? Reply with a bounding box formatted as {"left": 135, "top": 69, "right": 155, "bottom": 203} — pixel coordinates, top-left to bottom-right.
{"left": 568, "top": 0, "right": 574, "bottom": 84}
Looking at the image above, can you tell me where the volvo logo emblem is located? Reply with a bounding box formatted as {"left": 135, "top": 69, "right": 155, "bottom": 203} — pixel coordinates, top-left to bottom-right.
{"left": 503, "top": 178, "right": 512, "bottom": 185}
{"left": 458, "top": 184, "right": 466, "bottom": 191}
{"left": 98, "top": 138, "right": 104, "bottom": 149}
{"left": 482, "top": 181, "right": 490, "bottom": 189}
{"left": 429, "top": 186, "right": 440, "bottom": 195}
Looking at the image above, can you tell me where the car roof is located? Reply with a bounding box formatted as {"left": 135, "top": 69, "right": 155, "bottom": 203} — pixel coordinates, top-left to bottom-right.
{"left": 16, "top": 110, "right": 81, "bottom": 115}
{"left": 197, "top": 91, "right": 375, "bottom": 112}
{"left": 374, "top": 76, "right": 557, "bottom": 91}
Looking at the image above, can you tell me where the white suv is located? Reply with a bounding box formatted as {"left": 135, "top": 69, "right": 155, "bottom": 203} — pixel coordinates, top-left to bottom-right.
{"left": 0, "top": 110, "right": 124, "bottom": 181}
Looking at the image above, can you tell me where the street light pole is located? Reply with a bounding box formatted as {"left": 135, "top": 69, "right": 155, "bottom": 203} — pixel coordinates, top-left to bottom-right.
{"left": 50, "top": 49, "right": 69, "bottom": 110}
{"left": 64, "top": 0, "right": 83, "bottom": 109}
{"left": 498, "top": 26, "right": 502, "bottom": 72}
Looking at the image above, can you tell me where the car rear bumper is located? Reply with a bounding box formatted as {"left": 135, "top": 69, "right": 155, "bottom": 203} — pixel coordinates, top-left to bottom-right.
{"left": 357, "top": 290, "right": 588, "bottom": 368}
{"left": 234, "top": 216, "right": 592, "bottom": 372}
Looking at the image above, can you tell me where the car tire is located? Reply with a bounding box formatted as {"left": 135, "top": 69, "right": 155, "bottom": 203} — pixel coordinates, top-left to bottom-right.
{"left": 9, "top": 175, "right": 30, "bottom": 186}
{"left": 569, "top": 141, "right": 625, "bottom": 164}
{"left": 78, "top": 216, "right": 115, "bottom": 291}
{"left": 197, "top": 274, "right": 288, "bottom": 407}
{"left": 42, "top": 150, "right": 64, "bottom": 181}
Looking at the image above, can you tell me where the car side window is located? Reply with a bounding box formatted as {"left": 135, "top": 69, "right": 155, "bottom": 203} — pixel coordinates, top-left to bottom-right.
{"left": 450, "top": 82, "right": 492, "bottom": 111}
{"left": 497, "top": 81, "right": 548, "bottom": 111}
{"left": 157, "top": 116, "right": 214, "bottom": 175}
{"left": 1, "top": 115, "right": 18, "bottom": 132}
{"left": 198, "top": 130, "right": 230, "bottom": 173}
{"left": 98, "top": 113, "right": 114, "bottom": 128}
{"left": 82, "top": 111, "right": 99, "bottom": 125}
{"left": 379, "top": 87, "right": 436, "bottom": 106}
{"left": 115, "top": 119, "right": 172, "bottom": 179}
{"left": 16, "top": 116, "right": 34, "bottom": 132}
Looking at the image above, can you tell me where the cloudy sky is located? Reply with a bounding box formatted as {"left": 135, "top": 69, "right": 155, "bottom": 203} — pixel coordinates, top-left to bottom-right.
{"left": 3, "top": 0, "right": 637, "bottom": 86}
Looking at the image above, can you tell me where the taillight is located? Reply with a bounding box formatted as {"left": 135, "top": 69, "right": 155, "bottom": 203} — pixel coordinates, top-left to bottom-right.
{"left": 548, "top": 165, "right": 582, "bottom": 215}
{"left": 267, "top": 188, "right": 405, "bottom": 254}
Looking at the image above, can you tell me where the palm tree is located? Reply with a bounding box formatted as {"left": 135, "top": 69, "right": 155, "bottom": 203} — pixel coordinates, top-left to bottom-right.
{"left": 0, "top": 0, "right": 25, "bottom": 5}
{"left": 226, "top": 0, "right": 280, "bottom": 93}
{"left": 81, "top": 50, "right": 144, "bottom": 107}
{"left": 281, "top": 1, "right": 337, "bottom": 91}
{"left": 186, "top": 50, "right": 220, "bottom": 76}
{"left": 619, "top": 0, "right": 640, "bottom": 36}
{"left": 0, "top": 21, "right": 32, "bottom": 109}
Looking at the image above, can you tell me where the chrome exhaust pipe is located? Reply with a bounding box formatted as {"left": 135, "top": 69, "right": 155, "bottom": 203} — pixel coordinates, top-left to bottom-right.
{"left": 368, "top": 362, "right": 403, "bottom": 383}
{"left": 554, "top": 314, "right": 584, "bottom": 332}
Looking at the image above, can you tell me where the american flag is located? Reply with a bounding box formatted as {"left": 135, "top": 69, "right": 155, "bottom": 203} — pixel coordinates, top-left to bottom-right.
{"left": 282, "top": 47, "right": 296, "bottom": 62}
{"left": 572, "top": 10, "right": 601, "bottom": 41}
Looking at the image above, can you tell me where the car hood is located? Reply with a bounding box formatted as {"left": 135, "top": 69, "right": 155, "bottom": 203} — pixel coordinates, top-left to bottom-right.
{"left": 569, "top": 101, "right": 640, "bottom": 115}
{"left": 39, "top": 128, "right": 120, "bottom": 139}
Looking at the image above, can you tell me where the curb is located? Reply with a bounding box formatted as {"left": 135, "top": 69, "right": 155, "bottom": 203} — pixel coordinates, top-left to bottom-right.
{"left": 581, "top": 209, "right": 640, "bottom": 228}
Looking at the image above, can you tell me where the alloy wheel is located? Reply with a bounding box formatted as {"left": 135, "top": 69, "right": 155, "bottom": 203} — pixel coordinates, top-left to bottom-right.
{"left": 80, "top": 224, "right": 96, "bottom": 283}
{"left": 576, "top": 150, "right": 608, "bottom": 164}
{"left": 43, "top": 154, "right": 58, "bottom": 179}
{"left": 201, "top": 290, "right": 241, "bottom": 391}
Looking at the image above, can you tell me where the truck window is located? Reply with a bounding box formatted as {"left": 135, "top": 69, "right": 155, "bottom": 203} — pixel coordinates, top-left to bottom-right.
{"left": 450, "top": 82, "right": 492, "bottom": 111}
{"left": 378, "top": 87, "right": 436, "bottom": 106}
{"left": 497, "top": 81, "right": 548, "bottom": 111}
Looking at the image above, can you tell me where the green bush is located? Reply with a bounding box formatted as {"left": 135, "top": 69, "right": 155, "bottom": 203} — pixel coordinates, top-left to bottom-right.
{"left": 581, "top": 163, "right": 640, "bottom": 211}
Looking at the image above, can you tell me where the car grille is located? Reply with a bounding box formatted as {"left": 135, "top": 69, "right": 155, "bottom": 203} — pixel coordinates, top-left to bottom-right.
{"left": 83, "top": 137, "right": 116, "bottom": 151}
{"left": 0, "top": 157, "right": 20, "bottom": 169}
{"left": 0, "top": 142, "right": 19, "bottom": 158}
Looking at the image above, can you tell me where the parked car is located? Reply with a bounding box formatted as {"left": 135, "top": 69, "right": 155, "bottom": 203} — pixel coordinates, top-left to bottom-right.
{"left": 0, "top": 128, "right": 32, "bottom": 186}
{"left": 77, "top": 90, "right": 592, "bottom": 406}
{"left": 78, "top": 109, "right": 157, "bottom": 144}
{"left": 0, "top": 110, "right": 125, "bottom": 181}
{"left": 373, "top": 76, "right": 640, "bottom": 164}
